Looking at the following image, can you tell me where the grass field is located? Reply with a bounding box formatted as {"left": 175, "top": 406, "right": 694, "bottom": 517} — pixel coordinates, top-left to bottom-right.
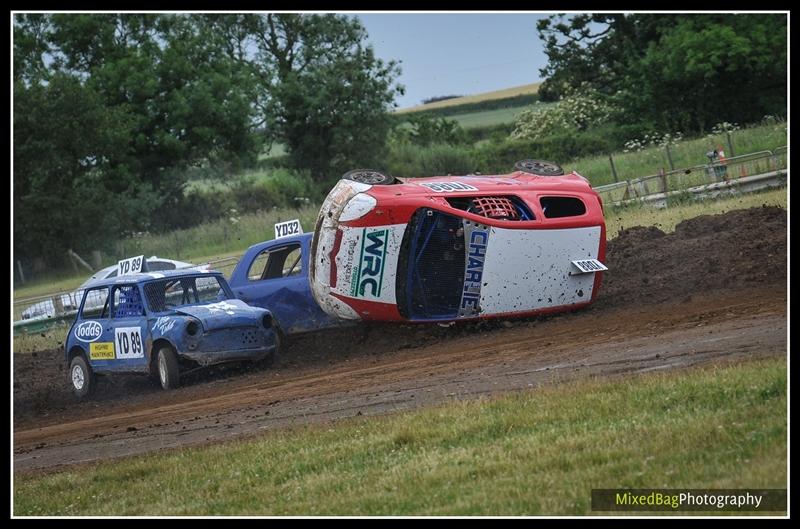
{"left": 450, "top": 103, "right": 553, "bottom": 129}
{"left": 13, "top": 358, "right": 787, "bottom": 516}
{"left": 396, "top": 82, "right": 541, "bottom": 114}
{"left": 564, "top": 122, "right": 787, "bottom": 187}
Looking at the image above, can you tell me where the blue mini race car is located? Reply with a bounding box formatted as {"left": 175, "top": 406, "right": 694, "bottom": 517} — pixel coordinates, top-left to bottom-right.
{"left": 64, "top": 269, "right": 280, "bottom": 398}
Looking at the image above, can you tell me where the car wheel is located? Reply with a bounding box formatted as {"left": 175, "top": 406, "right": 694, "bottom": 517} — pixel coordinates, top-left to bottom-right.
{"left": 69, "top": 355, "right": 96, "bottom": 399}
{"left": 342, "top": 169, "right": 396, "bottom": 185}
{"left": 156, "top": 346, "right": 180, "bottom": 390}
{"left": 514, "top": 159, "right": 564, "bottom": 176}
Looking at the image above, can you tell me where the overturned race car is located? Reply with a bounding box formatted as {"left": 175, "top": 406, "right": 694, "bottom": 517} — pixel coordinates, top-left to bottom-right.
{"left": 310, "top": 160, "right": 608, "bottom": 323}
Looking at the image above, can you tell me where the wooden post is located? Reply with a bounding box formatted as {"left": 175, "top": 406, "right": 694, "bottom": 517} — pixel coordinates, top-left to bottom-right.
{"left": 726, "top": 131, "right": 735, "bottom": 157}
{"left": 16, "top": 260, "right": 25, "bottom": 283}
{"left": 67, "top": 249, "right": 94, "bottom": 273}
{"left": 92, "top": 250, "right": 102, "bottom": 270}
{"left": 609, "top": 154, "right": 619, "bottom": 183}
{"left": 665, "top": 144, "right": 675, "bottom": 171}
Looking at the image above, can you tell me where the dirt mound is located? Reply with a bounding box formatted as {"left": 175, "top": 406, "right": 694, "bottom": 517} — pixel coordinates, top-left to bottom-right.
{"left": 598, "top": 205, "right": 786, "bottom": 310}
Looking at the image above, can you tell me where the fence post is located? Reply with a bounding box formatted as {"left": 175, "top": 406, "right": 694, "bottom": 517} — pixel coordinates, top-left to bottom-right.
{"left": 17, "top": 260, "right": 25, "bottom": 284}
{"left": 658, "top": 168, "right": 668, "bottom": 194}
{"left": 665, "top": 144, "right": 675, "bottom": 171}
{"left": 726, "top": 131, "right": 735, "bottom": 157}
{"left": 608, "top": 154, "right": 619, "bottom": 183}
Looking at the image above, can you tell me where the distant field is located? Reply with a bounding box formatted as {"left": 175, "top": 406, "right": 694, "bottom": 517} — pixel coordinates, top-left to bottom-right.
{"left": 450, "top": 103, "right": 552, "bottom": 129}
{"left": 14, "top": 358, "right": 786, "bottom": 515}
{"left": 398, "top": 82, "right": 541, "bottom": 114}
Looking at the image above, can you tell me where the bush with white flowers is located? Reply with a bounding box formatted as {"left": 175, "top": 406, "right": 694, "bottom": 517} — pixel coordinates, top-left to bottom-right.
{"left": 511, "top": 85, "right": 617, "bottom": 142}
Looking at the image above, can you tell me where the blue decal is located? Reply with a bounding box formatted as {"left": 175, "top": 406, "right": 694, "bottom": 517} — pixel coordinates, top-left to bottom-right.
{"left": 459, "top": 223, "right": 489, "bottom": 316}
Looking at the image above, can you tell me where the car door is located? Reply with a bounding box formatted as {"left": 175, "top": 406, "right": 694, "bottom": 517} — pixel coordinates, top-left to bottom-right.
{"left": 233, "top": 241, "right": 341, "bottom": 334}
{"left": 75, "top": 286, "right": 117, "bottom": 374}
{"left": 107, "top": 283, "right": 151, "bottom": 373}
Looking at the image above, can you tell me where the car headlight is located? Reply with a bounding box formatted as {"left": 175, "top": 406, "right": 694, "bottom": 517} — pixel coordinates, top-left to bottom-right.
{"left": 339, "top": 193, "right": 377, "bottom": 222}
{"left": 186, "top": 319, "right": 201, "bottom": 337}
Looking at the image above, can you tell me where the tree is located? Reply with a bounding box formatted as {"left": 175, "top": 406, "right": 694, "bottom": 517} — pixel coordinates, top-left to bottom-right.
{"left": 536, "top": 14, "right": 787, "bottom": 132}
{"left": 13, "top": 74, "right": 145, "bottom": 264}
{"left": 246, "top": 14, "right": 404, "bottom": 180}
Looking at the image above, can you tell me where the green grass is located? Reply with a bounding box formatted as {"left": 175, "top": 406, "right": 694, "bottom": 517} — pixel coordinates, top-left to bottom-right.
{"left": 564, "top": 122, "right": 787, "bottom": 187}
{"left": 13, "top": 358, "right": 787, "bottom": 515}
{"left": 13, "top": 206, "right": 319, "bottom": 299}
{"left": 450, "top": 103, "right": 553, "bottom": 129}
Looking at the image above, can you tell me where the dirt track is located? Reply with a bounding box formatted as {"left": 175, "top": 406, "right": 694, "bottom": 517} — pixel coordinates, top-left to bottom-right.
{"left": 13, "top": 206, "right": 788, "bottom": 474}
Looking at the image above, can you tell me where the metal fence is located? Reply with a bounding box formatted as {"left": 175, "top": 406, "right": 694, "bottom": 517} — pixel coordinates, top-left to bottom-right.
{"left": 594, "top": 148, "right": 788, "bottom": 206}
{"left": 13, "top": 256, "right": 241, "bottom": 334}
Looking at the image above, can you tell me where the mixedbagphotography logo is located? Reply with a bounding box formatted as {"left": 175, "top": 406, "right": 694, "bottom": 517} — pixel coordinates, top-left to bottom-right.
{"left": 591, "top": 489, "right": 787, "bottom": 512}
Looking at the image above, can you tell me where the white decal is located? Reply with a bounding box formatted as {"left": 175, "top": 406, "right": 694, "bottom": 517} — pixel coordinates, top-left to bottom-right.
{"left": 118, "top": 255, "right": 145, "bottom": 276}
{"left": 570, "top": 259, "right": 608, "bottom": 274}
{"left": 153, "top": 317, "right": 176, "bottom": 334}
{"left": 204, "top": 301, "right": 239, "bottom": 315}
{"left": 420, "top": 182, "right": 478, "bottom": 192}
{"left": 115, "top": 326, "right": 144, "bottom": 359}
{"left": 274, "top": 219, "right": 303, "bottom": 240}
{"left": 479, "top": 226, "right": 603, "bottom": 315}
{"left": 334, "top": 224, "right": 406, "bottom": 304}
{"left": 75, "top": 321, "right": 103, "bottom": 343}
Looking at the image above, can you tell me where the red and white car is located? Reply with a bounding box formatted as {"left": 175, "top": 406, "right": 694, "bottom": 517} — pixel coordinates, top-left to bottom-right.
{"left": 310, "top": 160, "right": 607, "bottom": 323}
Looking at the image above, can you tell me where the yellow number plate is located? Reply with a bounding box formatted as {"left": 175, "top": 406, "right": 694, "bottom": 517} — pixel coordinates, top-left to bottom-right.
{"left": 90, "top": 342, "right": 115, "bottom": 360}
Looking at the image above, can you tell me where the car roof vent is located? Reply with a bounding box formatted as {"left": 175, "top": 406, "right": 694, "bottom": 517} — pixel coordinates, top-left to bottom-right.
{"left": 446, "top": 196, "right": 534, "bottom": 221}
{"left": 469, "top": 196, "right": 520, "bottom": 220}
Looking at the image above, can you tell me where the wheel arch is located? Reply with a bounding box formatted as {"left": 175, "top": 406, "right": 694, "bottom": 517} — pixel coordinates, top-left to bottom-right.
{"left": 150, "top": 338, "right": 176, "bottom": 374}
{"left": 67, "top": 345, "right": 87, "bottom": 364}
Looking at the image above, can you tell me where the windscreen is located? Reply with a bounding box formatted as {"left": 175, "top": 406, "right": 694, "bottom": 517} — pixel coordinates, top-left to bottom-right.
{"left": 144, "top": 275, "right": 230, "bottom": 312}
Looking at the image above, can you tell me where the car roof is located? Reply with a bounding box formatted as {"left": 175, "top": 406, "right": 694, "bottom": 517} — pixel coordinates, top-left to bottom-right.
{"left": 88, "top": 269, "right": 224, "bottom": 287}
{"left": 80, "top": 257, "right": 201, "bottom": 286}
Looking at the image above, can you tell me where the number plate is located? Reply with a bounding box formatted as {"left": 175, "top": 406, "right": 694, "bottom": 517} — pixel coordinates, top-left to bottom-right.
{"left": 115, "top": 327, "right": 144, "bottom": 359}
{"left": 570, "top": 259, "right": 608, "bottom": 274}
{"left": 118, "top": 255, "right": 145, "bottom": 276}
{"left": 274, "top": 219, "right": 303, "bottom": 240}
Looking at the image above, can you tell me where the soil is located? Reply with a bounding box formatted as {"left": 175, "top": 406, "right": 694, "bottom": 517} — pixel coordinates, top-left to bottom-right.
{"left": 13, "top": 206, "right": 787, "bottom": 474}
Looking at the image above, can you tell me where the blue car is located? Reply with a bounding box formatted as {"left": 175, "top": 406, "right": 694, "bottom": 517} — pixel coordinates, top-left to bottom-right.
{"left": 64, "top": 269, "right": 280, "bottom": 398}
{"left": 228, "top": 233, "right": 348, "bottom": 335}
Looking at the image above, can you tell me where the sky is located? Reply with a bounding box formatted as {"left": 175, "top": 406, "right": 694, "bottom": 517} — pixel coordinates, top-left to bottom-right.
{"left": 357, "top": 13, "right": 551, "bottom": 109}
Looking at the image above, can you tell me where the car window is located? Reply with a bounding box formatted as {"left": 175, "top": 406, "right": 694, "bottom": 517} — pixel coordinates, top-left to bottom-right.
{"left": 143, "top": 275, "right": 230, "bottom": 312}
{"left": 248, "top": 244, "right": 302, "bottom": 281}
{"left": 80, "top": 287, "right": 111, "bottom": 319}
{"left": 112, "top": 285, "right": 145, "bottom": 318}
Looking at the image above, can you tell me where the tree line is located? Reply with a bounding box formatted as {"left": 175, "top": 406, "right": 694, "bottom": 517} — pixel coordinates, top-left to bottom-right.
{"left": 535, "top": 13, "right": 787, "bottom": 133}
{"left": 14, "top": 13, "right": 403, "bottom": 266}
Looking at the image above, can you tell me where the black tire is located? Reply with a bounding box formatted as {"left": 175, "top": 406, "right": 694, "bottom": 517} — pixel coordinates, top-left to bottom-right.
{"left": 342, "top": 168, "right": 396, "bottom": 185}
{"left": 68, "top": 355, "right": 96, "bottom": 399}
{"left": 514, "top": 159, "right": 564, "bottom": 176}
{"left": 156, "top": 346, "right": 180, "bottom": 390}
